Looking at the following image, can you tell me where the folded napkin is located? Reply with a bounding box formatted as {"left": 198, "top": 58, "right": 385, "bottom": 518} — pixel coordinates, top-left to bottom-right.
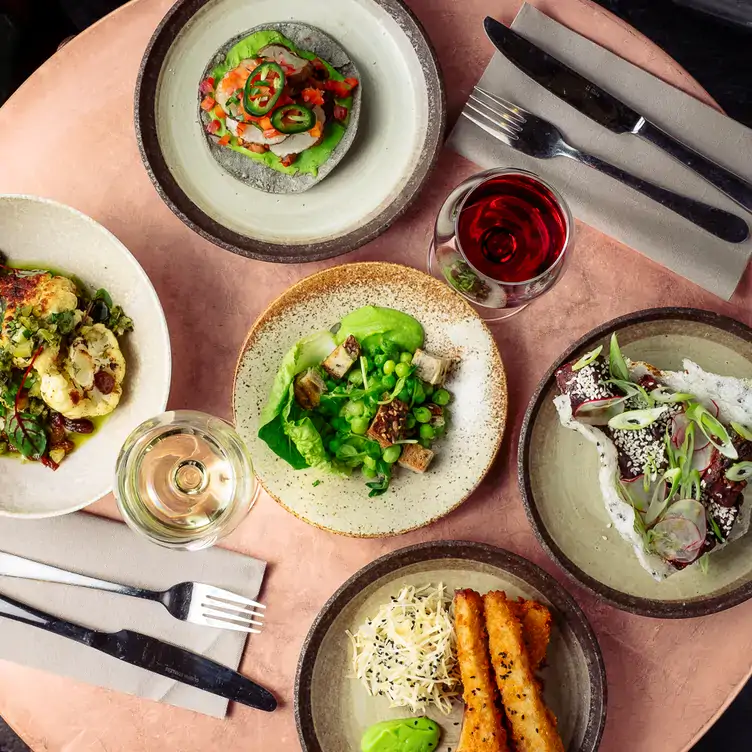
{"left": 0, "top": 512, "right": 265, "bottom": 718}
{"left": 449, "top": 3, "right": 752, "bottom": 299}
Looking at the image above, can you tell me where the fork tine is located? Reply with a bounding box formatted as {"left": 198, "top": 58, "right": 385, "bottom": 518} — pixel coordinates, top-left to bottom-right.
{"left": 203, "top": 590, "right": 266, "bottom": 610}
{"left": 201, "top": 613, "right": 263, "bottom": 634}
{"left": 462, "top": 108, "right": 518, "bottom": 148}
{"left": 468, "top": 95, "right": 523, "bottom": 132}
{"left": 202, "top": 602, "right": 265, "bottom": 624}
{"left": 474, "top": 87, "right": 529, "bottom": 121}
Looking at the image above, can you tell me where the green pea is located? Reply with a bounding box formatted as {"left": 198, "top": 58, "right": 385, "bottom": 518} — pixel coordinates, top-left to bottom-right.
{"left": 363, "top": 455, "right": 377, "bottom": 470}
{"left": 345, "top": 400, "right": 365, "bottom": 417}
{"left": 382, "top": 374, "right": 397, "bottom": 390}
{"left": 424, "top": 382, "right": 434, "bottom": 397}
{"left": 332, "top": 417, "right": 349, "bottom": 432}
{"left": 328, "top": 438, "right": 342, "bottom": 453}
{"left": 367, "top": 442, "right": 383, "bottom": 458}
{"left": 414, "top": 407, "right": 432, "bottom": 424}
{"left": 433, "top": 389, "right": 451, "bottom": 406}
{"left": 374, "top": 353, "right": 387, "bottom": 367}
{"left": 351, "top": 417, "right": 370, "bottom": 435}
{"left": 395, "top": 362, "right": 410, "bottom": 379}
{"left": 362, "top": 465, "right": 377, "bottom": 479}
{"left": 399, "top": 352, "right": 413, "bottom": 364}
{"left": 398, "top": 387, "right": 411, "bottom": 402}
{"left": 412, "top": 381, "right": 426, "bottom": 405}
{"left": 348, "top": 369, "right": 364, "bottom": 385}
{"left": 419, "top": 437, "right": 433, "bottom": 449}
{"left": 419, "top": 424, "right": 436, "bottom": 440}
{"left": 405, "top": 414, "right": 417, "bottom": 430}
{"left": 383, "top": 360, "right": 396, "bottom": 376}
{"left": 382, "top": 445, "right": 402, "bottom": 464}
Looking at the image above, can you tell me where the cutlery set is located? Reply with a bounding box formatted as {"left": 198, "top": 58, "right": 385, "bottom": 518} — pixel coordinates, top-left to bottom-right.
{"left": 0, "top": 551, "right": 276, "bottom": 711}
{"left": 469, "top": 17, "right": 752, "bottom": 241}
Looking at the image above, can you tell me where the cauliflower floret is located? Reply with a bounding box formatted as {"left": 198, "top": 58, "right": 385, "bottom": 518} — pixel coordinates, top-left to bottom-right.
{"left": 35, "top": 324, "right": 126, "bottom": 419}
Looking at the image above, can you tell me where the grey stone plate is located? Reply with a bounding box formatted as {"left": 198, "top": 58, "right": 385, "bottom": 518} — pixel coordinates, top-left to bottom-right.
{"left": 519, "top": 307, "right": 752, "bottom": 618}
{"left": 198, "top": 22, "right": 362, "bottom": 195}
{"left": 135, "top": 0, "right": 445, "bottom": 263}
{"left": 295, "top": 541, "right": 606, "bottom": 752}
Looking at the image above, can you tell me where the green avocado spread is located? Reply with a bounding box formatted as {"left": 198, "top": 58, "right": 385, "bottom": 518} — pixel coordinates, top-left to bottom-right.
{"left": 360, "top": 718, "right": 440, "bottom": 752}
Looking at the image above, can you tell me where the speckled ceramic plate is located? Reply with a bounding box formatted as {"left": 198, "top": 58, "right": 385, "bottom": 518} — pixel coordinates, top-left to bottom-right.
{"left": 0, "top": 195, "right": 171, "bottom": 518}
{"left": 232, "top": 263, "right": 506, "bottom": 537}
{"left": 520, "top": 308, "right": 752, "bottom": 618}
{"left": 295, "top": 541, "right": 607, "bottom": 752}
{"left": 135, "top": 0, "right": 445, "bottom": 262}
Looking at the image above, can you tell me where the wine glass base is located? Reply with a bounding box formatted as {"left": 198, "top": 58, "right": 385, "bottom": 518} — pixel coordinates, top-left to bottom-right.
{"left": 426, "top": 242, "right": 528, "bottom": 323}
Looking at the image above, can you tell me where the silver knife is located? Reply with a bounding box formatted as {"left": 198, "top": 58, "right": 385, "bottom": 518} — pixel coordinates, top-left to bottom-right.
{"left": 0, "top": 591, "right": 277, "bottom": 712}
{"left": 484, "top": 17, "right": 752, "bottom": 214}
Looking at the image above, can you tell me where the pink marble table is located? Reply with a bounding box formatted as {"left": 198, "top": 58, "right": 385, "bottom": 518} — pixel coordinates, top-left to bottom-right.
{"left": 1, "top": 0, "right": 751, "bottom": 749}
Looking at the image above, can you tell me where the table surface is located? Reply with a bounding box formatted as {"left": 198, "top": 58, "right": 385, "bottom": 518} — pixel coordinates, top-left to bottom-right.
{"left": 1, "top": 0, "right": 751, "bottom": 750}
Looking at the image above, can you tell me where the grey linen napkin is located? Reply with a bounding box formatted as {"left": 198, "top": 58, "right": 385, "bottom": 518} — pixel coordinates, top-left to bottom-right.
{"left": 449, "top": 3, "right": 752, "bottom": 299}
{"left": 0, "top": 512, "right": 265, "bottom": 718}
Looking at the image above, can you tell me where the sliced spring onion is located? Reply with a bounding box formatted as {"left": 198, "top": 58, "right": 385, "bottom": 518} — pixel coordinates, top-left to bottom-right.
{"left": 725, "top": 461, "right": 752, "bottom": 482}
{"left": 699, "top": 553, "right": 710, "bottom": 574}
{"left": 608, "top": 406, "right": 668, "bottom": 431}
{"left": 731, "top": 422, "right": 752, "bottom": 441}
{"left": 708, "top": 513, "right": 726, "bottom": 543}
{"left": 685, "top": 402, "right": 738, "bottom": 460}
{"left": 609, "top": 332, "right": 629, "bottom": 382}
{"left": 650, "top": 386, "right": 694, "bottom": 404}
{"left": 606, "top": 378, "right": 654, "bottom": 407}
{"left": 572, "top": 345, "right": 603, "bottom": 371}
{"left": 360, "top": 356, "right": 369, "bottom": 390}
{"left": 645, "top": 468, "right": 682, "bottom": 525}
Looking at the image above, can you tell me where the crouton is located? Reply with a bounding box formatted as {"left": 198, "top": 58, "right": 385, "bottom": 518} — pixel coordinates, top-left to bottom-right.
{"left": 412, "top": 349, "right": 452, "bottom": 385}
{"left": 294, "top": 368, "right": 327, "bottom": 410}
{"left": 321, "top": 335, "right": 361, "bottom": 379}
{"left": 366, "top": 399, "right": 409, "bottom": 447}
{"left": 398, "top": 442, "right": 435, "bottom": 473}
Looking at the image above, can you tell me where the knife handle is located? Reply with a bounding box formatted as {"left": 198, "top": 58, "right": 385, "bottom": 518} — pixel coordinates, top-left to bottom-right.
{"left": 0, "top": 591, "right": 96, "bottom": 645}
{"left": 562, "top": 147, "right": 749, "bottom": 243}
{"left": 637, "top": 120, "right": 752, "bottom": 214}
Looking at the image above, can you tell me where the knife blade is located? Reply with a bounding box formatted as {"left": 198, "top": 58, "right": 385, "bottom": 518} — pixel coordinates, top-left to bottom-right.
{"left": 0, "top": 591, "right": 277, "bottom": 712}
{"left": 484, "top": 16, "right": 752, "bottom": 214}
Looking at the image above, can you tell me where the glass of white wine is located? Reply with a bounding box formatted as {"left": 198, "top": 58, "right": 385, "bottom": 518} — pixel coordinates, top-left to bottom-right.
{"left": 114, "top": 411, "right": 258, "bottom": 550}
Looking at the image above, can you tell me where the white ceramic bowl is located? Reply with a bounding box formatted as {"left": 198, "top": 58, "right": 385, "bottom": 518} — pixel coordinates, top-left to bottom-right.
{"left": 0, "top": 195, "right": 171, "bottom": 518}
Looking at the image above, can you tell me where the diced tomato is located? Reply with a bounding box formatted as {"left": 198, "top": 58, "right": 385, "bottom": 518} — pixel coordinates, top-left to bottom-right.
{"left": 236, "top": 122, "right": 248, "bottom": 137}
{"left": 218, "top": 133, "right": 231, "bottom": 146}
{"left": 334, "top": 105, "right": 348, "bottom": 122}
{"left": 324, "top": 77, "right": 359, "bottom": 98}
{"left": 212, "top": 104, "right": 226, "bottom": 120}
{"left": 199, "top": 77, "right": 215, "bottom": 95}
{"left": 274, "top": 93, "right": 294, "bottom": 109}
{"left": 302, "top": 88, "right": 325, "bottom": 106}
{"left": 200, "top": 96, "right": 216, "bottom": 111}
{"left": 281, "top": 154, "right": 297, "bottom": 168}
{"left": 280, "top": 63, "right": 296, "bottom": 75}
{"left": 263, "top": 128, "right": 281, "bottom": 139}
{"left": 206, "top": 119, "right": 221, "bottom": 135}
{"left": 258, "top": 116, "right": 274, "bottom": 131}
{"left": 248, "top": 143, "right": 269, "bottom": 154}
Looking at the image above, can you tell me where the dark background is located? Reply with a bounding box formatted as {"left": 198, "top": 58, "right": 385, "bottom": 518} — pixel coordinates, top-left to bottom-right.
{"left": 0, "top": 0, "right": 750, "bottom": 750}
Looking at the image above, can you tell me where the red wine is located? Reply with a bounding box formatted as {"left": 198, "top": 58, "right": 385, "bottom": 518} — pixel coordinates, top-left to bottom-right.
{"left": 457, "top": 173, "right": 567, "bottom": 283}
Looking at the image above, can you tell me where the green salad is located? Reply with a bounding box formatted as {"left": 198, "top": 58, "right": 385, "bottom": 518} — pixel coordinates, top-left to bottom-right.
{"left": 258, "top": 307, "right": 456, "bottom": 496}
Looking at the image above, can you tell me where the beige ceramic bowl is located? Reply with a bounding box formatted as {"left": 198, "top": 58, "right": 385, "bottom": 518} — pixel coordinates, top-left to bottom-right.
{"left": 295, "top": 541, "right": 607, "bottom": 752}
{"left": 0, "top": 195, "right": 171, "bottom": 518}
{"left": 232, "top": 263, "right": 507, "bottom": 537}
{"left": 520, "top": 308, "right": 752, "bottom": 617}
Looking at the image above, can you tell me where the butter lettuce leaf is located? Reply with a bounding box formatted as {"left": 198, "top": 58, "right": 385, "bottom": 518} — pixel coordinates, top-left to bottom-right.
{"left": 335, "top": 306, "right": 424, "bottom": 353}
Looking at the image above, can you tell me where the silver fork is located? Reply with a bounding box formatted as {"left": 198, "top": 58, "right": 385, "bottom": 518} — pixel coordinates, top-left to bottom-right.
{"left": 463, "top": 87, "right": 749, "bottom": 244}
{"left": 0, "top": 551, "right": 265, "bottom": 634}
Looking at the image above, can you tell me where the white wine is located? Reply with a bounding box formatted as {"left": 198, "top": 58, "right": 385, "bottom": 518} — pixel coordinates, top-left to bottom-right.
{"left": 115, "top": 411, "right": 256, "bottom": 549}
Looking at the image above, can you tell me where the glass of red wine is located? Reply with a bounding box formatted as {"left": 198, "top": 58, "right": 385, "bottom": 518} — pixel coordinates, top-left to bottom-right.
{"left": 428, "top": 168, "right": 574, "bottom": 321}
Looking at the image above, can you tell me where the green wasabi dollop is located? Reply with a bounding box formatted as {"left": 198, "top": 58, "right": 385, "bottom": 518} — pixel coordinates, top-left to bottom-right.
{"left": 360, "top": 717, "right": 441, "bottom": 752}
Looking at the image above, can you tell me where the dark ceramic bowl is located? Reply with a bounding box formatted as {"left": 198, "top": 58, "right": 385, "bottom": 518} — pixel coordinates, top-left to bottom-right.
{"left": 295, "top": 540, "right": 607, "bottom": 752}
{"left": 135, "top": 0, "right": 445, "bottom": 263}
{"left": 519, "top": 307, "right": 752, "bottom": 618}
